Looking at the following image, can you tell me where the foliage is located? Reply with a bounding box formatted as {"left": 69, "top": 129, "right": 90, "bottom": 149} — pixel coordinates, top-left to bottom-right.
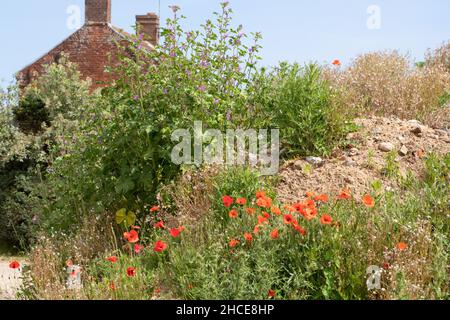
{"left": 251, "top": 63, "right": 352, "bottom": 157}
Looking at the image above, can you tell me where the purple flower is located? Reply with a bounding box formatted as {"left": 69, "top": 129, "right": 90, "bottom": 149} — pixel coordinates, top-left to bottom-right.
{"left": 133, "top": 95, "right": 139, "bottom": 101}
{"left": 213, "top": 98, "right": 220, "bottom": 105}
{"left": 169, "top": 51, "right": 176, "bottom": 58}
{"left": 163, "top": 88, "right": 169, "bottom": 95}
{"left": 200, "top": 60, "right": 208, "bottom": 68}
{"left": 169, "top": 5, "right": 180, "bottom": 13}
{"left": 226, "top": 110, "right": 232, "bottom": 121}
{"left": 198, "top": 84, "right": 206, "bottom": 92}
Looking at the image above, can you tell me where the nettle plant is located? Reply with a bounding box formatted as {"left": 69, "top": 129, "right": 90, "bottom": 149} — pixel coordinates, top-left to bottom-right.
{"left": 49, "top": 2, "right": 263, "bottom": 226}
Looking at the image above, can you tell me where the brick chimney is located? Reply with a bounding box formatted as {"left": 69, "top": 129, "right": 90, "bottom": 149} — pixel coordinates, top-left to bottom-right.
{"left": 85, "top": 0, "right": 111, "bottom": 24}
{"left": 136, "top": 13, "right": 160, "bottom": 46}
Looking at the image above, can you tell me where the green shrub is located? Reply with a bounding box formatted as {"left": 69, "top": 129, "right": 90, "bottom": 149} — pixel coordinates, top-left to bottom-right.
{"left": 251, "top": 63, "right": 352, "bottom": 157}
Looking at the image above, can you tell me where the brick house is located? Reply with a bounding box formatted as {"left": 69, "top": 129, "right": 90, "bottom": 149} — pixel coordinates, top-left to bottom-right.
{"left": 17, "top": 0, "right": 159, "bottom": 90}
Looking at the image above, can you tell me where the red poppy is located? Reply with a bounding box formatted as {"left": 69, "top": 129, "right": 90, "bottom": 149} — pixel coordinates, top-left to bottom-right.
{"left": 170, "top": 228, "right": 181, "bottom": 238}
{"left": 236, "top": 198, "right": 247, "bottom": 205}
{"left": 154, "top": 220, "right": 166, "bottom": 229}
{"left": 262, "top": 212, "right": 270, "bottom": 219}
{"left": 123, "top": 230, "right": 139, "bottom": 243}
{"left": 154, "top": 287, "right": 161, "bottom": 295}
{"left": 320, "top": 214, "right": 333, "bottom": 225}
{"left": 126, "top": 267, "right": 136, "bottom": 277}
{"left": 229, "top": 209, "right": 238, "bottom": 219}
{"left": 332, "top": 59, "right": 341, "bottom": 66}
{"left": 294, "top": 223, "right": 306, "bottom": 235}
{"left": 268, "top": 289, "right": 276, "bottom": 298}
{"left": 154, "top": 240, "right": 168, "bottom": 253}
{"left": 314, "top": 194, "right": 329, "bottom": 203}
{"left": 131, "top": 225, "right": 141, "bottom": 230}
{"left": 256, "top": 190, "right": 266, "bottom": 199}
{"left": 244, "top": 232, "right": 253, "bottom": 242}
{"left": 362, "top": 194, "right": 375, "bottom": 208}
{"left": 283, "top": 214, "right": 294, "bottom": 225}
{"left": 257, "top": 215, "right": 268, "bottom": 225}
{"left": 271, "top": 207, "right": 282, "bottom": 216}
{"left": 383, "top": 263, "right": 390, "bottom": 270}
{"left": 134, "top": 244, "right": 144, "bottom": 254}
{"left": 229, "top": 239, "right": 240, "bottom": 248}
{"left": 9, "top": 261, "right": 20, "bottom": 269}
{"left": 246, "top": 208, "right": 255, "bottom": 215}
{"left": 253, "top": 225, "right": 261, "bottom": 234}
{"left": 337, "top": 189, "right": 352, "bottom": 200}
{"left": 150, "top": 206, "right": 160, "bottom": 212}
{"left": 110, "top": 282, "right": 116, "bottom": 291}
{"left": 107, "top": 256, "right": 118, "bottom": 263}
{"left": 396, "top": 242, "right": 407, "bottom": 251}
{"left": 270, "top": 229, "right": 279, "bottom": 239}
{"left": 222, "top": 195, "right": 234, "bottom": 208}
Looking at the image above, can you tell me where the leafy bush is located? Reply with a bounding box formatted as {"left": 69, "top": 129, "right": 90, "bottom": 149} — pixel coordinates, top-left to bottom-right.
{"left": 39, "top": 2, "right": 263, "bottom": 233}
{"left": 0, "top": 55, "right": 92, "bottom": 247}
{"left": 251, "top": 63, "right": 352, "bottom": 157}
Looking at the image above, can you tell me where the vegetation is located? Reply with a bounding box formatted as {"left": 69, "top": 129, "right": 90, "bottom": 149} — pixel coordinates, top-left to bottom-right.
{"left": 0, "top": 2, "right": 448, "bottom": 301}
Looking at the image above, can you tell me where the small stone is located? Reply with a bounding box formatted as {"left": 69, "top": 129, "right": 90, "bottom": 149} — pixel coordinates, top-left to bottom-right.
{"left": 378, "top": 142, "right": 395, "bottom": 152}
{"left": 410, "top": 125, "right": 423, "bottom": 136}
{"left": 407, "top": 120, "right": 422, "bottom": 126}
{"left": 344, "top": 177, "right": 354, "bottom": 184}
{"left": 305, "top": 156, "right": 325, "bottom": 167}
{"left": 434, "top": 129, "right": 448, "bottom": 136}
{"left": 344, "top": 158, "right": 356, "bottom": 166}
{"left": 397, "top": 135, "right": 406, "bottom": 143}
{"left": 348, "top": 148, "right": 359, "bottom": 157}
{"left": 293, "top": 160, "right": 303, "bottom": 170}
{"left": 372, "top": 127, "right": 382, "bottom": 135}
{"left": 398, "top": 145, "right": 408, "bottom": 156}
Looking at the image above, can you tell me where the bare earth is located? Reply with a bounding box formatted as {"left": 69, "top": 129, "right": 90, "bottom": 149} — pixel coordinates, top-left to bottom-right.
{"left": 277, "top": 116, "right": 450, "bottom": 202}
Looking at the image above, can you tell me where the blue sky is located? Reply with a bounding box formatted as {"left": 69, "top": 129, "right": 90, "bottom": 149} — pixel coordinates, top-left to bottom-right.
{"left": 1, "top": 0, "right": 449, "bottom": 85}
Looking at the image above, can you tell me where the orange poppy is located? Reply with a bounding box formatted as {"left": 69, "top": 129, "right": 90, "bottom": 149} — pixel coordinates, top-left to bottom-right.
{"left": 271, "top": 207, "right": 282, "bottom": 216}
{"left": 284, "top": 205, "right": 297, "bottom": 213}
{"left": 270, "top": 229, "right": 279, "bottom": 239}
{"left": 9, "top": 261, "right": 20, "bottom": 269}
{"left": 314, "top": 194, "right": 329, "bottom": 203}
{"left": 107, "top": 256, "right": 118, "bottom": 263}
{"left": 150, "top": 206, "right": 160, "bottom": 212}
{"left": 303, "top": 207, "right": 317, "bottom": 220}
{"left": 126, "top": 267, "right": 136, "bottom": 277}
{"left": 320, "top": 214, "right": 333, "bottom": 225}
{"left": 244, "top": 232, "right": 253, "bottom": 242}
{"left": 337, "top": 189, "right": 352, "bottom": 200}
{"left": 222, "top": 195, "right": 234, "bottom": 208}
{"left": 246, "top": 208, "right": 255, "bottom": 215}
{"left": 396, "top": 242, "right": 407, "bottom": 251}
{"left": 154, "top": 220, "right": 166, "bottom": 229}
{"left": 154, "top": 240, "right": 168, "bottom": 253}
{"left": 236, "top": 198, "right": 247, "bottom": 205}
{"left": 256, "top": 190, "right": 266, "bottom": 199}
{"left": 332, "top": 59, "right": 341, "bottom": 66}
{"left": 229, "top": 239, "right": 240, "bottom": 248}
{"left": 362, "top": 194, "right": 375, "bottom": 208}
{"left": 229, "top": 209, "right": 238, "bottom": 219}
{"left": 124, "top": 230, "right": 139, "bottom": 243}
{"left": 257, "top": 215, "right": 268, "bottom": 225}
{"left": 283, "top": 214, "right": 294, "bottom": 225}
{"left": 253, "top": 225, "right": 261, "bottom": 234}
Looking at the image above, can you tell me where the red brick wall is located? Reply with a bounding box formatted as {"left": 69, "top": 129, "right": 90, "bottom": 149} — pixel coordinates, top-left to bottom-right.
{"left": 18, "top": 24, "right": 127, "bottom": 91}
